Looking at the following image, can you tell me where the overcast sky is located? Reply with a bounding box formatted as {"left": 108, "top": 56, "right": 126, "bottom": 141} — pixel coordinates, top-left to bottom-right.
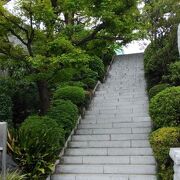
{"left": 6, "top": 0, "right": 149, "bottom": 55}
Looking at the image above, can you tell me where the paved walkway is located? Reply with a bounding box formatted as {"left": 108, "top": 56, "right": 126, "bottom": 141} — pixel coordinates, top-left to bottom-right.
{"left": 52, "top": 53, "right": 157, "bottom": 180}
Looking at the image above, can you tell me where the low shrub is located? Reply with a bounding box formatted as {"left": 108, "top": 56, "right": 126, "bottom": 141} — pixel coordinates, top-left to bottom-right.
{"left": 53, "top": 85, "right": 85, "bottom": 106}
{"left": 59, "top": 81, "right": 85, "bottom": 88}
{"left": 0, "top": 94, "right": 12, "bottom": 125}
{"left": 148, "top": 83, "right": 170, "bottom": 99}
{"left": 149, "top": 86, "right": 180, "bottom": 129}
{"left": 14, "top": 116, "right": 64, "bottom": 179}
{"left": 47, "top": 99, "right": 78, "bottom": 138}
{"left": 88, "top": 56, "right": 105, "bottom": 80}
{"left": 150, "top": 127, "right": 180, "bottom": 180}
{"left": 82, "top": 78, "right": 97, "bottom": 89}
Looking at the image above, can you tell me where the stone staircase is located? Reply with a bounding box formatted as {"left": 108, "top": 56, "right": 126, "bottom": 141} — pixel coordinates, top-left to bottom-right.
{"left": 52, "top": 53, "right": 157, "bottom": 180}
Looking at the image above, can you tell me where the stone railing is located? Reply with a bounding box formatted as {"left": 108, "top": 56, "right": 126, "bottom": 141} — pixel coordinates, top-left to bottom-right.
{"left": 0, "top": 122, "right": 7, "bottom": 180}
{"left": 170, "top": 148, "right": 180, "bottom": 180}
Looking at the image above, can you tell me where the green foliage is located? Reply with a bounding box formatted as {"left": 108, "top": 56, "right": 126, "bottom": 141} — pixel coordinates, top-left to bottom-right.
{"left": 148, "top": 83, "right": 170, "bottom": 99}
{"left": 88, "top": 56, "right": 105, "bottom": 80}
{"left": 47, "top": 99, "right": 78, "bottom": 138}
{"left": 54, "top": 85, "right": 85, "bottom": 106}
{"left": 149, "top": 86, "right": 180, "bottom": 129}
{"left": 82, "top": 78, "right": 97, "bottom": 89}
{"left": 0, "top": 170, "right": 26, "bottom": 180}
{"left": 0, "top": 94, "right": 12, "bottom": 124}
{"left": 144, "top": 31, "right": 179, "bottom": 89}
{"left": 150, "top": 127, "right": 180, "bottom": 180}
{"left": 164, "top": 61, "right": 180, "bottom": 86}
{"left": 14, "top": 115, "right": 64, "bottom": 179}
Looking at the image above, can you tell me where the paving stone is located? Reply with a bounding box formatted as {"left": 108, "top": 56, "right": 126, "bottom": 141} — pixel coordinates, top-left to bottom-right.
{"left": 111, "top": 134, "right": 149, "bottom": 140}
{"left": 108, "top": 148, "right": 153, "bottom": 156}
{"left": 103, "top": 165, "right": 156, "bottom": 174}
{"left": 69, "top": 140, "right": 131, "bottom": 148}
{"left": 76, "top": 128, "right": 131, "bottom": 135}
{"left": 131, "top": 140, "right": 151, "bottom": 147}
{"left": 130, "top": 156, "right": 156, "bottom": 165}
{"left": 72, "top": 135, "right": 110, "bottom": 141}
{"left": 65, "top": 148, "right": 108, "bottom": 156}
{"left": 112, "top": 122, "right": 151, "bottom": 128}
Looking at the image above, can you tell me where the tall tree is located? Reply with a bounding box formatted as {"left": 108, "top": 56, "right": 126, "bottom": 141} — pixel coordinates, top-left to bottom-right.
{"left": 0, "top": 0, "right": 141, "bottom": 114}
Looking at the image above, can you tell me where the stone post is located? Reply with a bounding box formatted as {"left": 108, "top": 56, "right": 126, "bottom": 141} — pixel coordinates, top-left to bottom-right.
{"left": 0, "top": 122, "right": 7, "bottom": 180}
{"left": 178, "top": 24, "right": 180, "bottom": 56}
{"left": 169, "top": 148, "right": 180, "bottom": 180}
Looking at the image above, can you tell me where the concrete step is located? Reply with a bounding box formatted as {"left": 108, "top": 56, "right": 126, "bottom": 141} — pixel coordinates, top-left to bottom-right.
{"left": 55, "top": 164, "right": 156, "bottom": 174}
{"left": 52, "top": 174, "right": 157, "bottom": 180}
{"left": 65, "top": 148, "right": 153, "bottom": 156}
{"left": 61, "top": 156, "right": 155, "bottom": 165}
{"left": 76, "top": 127, "right": 151, "bottom": 135}
{"left": 78, "top": 122, "right": 151, "bottom": 129}
{"left": 72, "top": 134, "right": 149, "bottom": 141}
{"left": 69, "top": 140, "right": 151, "bottom": 148}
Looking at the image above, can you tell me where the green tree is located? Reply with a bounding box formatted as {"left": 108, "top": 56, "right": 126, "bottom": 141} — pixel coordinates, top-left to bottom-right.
{"left": 0, "top": 0, "right": 141, "bottom": 114}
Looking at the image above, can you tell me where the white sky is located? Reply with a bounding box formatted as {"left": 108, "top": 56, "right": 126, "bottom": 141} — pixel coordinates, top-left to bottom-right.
{"left": 6, "top": 0, "right": 149, "bottom": 55}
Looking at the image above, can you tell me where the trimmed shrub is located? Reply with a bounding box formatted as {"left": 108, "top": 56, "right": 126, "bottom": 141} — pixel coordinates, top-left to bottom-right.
{"left": 82, "top": 78, "right": 97, "bottom": 89}
{"left": 149, "top": 86, "right": 180, "bottom": 129}
{"left": 166, "top": 61, "right": 180, "bottom": 86}
{"left": 47, "top": 99, "right": 78, "bottom": 138}
{"left": 150, "top": 127, "right": 180, "bottom": 180}
{"left": 54, "top": 85, "right": 85, "bottom": 106}
{"left": 88, "top": 56, "right": 105, "bottom": 80}
{"left": 59, "top": 81, "right": 85, "bottom": 88}
{"left": 0, "top": 94, "right": 12, "bottom": 124}
{"left": 15, "top": 116, "right": 64, "bottom": 178}
{"left": 148, "top": 83, "right": 170, "bottom": 99}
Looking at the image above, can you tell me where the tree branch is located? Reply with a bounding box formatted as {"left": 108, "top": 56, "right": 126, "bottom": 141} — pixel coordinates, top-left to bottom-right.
{"left": 75, "top": 22, "right": 106, "bottom": 45}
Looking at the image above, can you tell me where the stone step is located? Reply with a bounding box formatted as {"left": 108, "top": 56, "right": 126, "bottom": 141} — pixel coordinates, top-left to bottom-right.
{"left": 69, "top": 140, "right": 151, "bottom": 148}
{"left": 65, "top": 148, "right": 153, "bottom": 156}
{"left": 61, "top": 156, "right": 155, "bottom": 165}
{"left": 55, "top": 164, "right": 156, "bottom": 174}
{"left": 76, "top": 127, "right": 151, "bottom": 135}
{"left": 52, "top": 174, "right": 157, "bottom": 180}
{"left": 72, "top": 134, "right": 149, "bottom": 141}
{"left": 78, "top": 122, "right": 151, "bottom": 129}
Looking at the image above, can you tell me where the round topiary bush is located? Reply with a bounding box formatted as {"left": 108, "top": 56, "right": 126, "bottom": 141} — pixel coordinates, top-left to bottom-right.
{"left": 149, "top": 86, "right": 180, "bottom": 129}
{"left": 148, "top": 83, "right": 170, "bottom": 99}
{"left": 82, "top": 78, "right": 97, "bottom": 89}
{"left": 88, "top": 56, "right": 105, "bottom": 80}
{"left": 17, "top": 115, "right": 64, "bottom": 178}
{"left": 47, "top": 99, "right": 78, "bottom": 138}
{"left": 150, "top": 127, "right": 180, "bottom": 180}
{"left": 53, "top": 85, "right": 85, "bottom": 106}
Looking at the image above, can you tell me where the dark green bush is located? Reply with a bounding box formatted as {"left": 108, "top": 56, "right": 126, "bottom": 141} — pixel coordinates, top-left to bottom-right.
{"left": 149, "top": 86, "right": 180, "bottom": 129}
{"left": 82, "top": 78, "right": 97, "bottom": 89}
{"left": 148, "top": 83, "right": 170, "bottom": 99}
{"left": 88, "top": 56, "right": 105, "bottom": 80}
{"left": 150, "top": 127, "right": 180, "bottom": 180}
{"left": 53, "top": 85, "right": 85, "bottom": 106}
{"left": 47, "top": 99, "right": 78, "bottom": 138}
{"left": 72, "top": 67, "right": 98, "bottom": 83}
{"left": 165, "top": 61, "right": 180, "bottom": 86}
{"left": 144, "top": 29, "right": 179, "bottom": 89}
{"left": 59, "top": 81, "right": 85, "bottom": 88}
{"left": 15, "top": 115, "right": 64, "bottom": 178}
{"left": 0, "top": 94, "right": 12, "bottom": 124}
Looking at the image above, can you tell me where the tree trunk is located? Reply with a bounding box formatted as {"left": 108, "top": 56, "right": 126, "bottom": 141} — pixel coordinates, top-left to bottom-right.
{"left": 37, "top": 80, "right": 50, "bottom": 115}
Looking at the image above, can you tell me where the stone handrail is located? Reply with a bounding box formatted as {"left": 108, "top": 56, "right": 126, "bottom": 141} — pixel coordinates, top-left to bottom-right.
{"left": 0, "top": 122, "right": 7, "bottom": 180}
{"left": 169, "top": 148, "right": 180, "bottom": 180}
